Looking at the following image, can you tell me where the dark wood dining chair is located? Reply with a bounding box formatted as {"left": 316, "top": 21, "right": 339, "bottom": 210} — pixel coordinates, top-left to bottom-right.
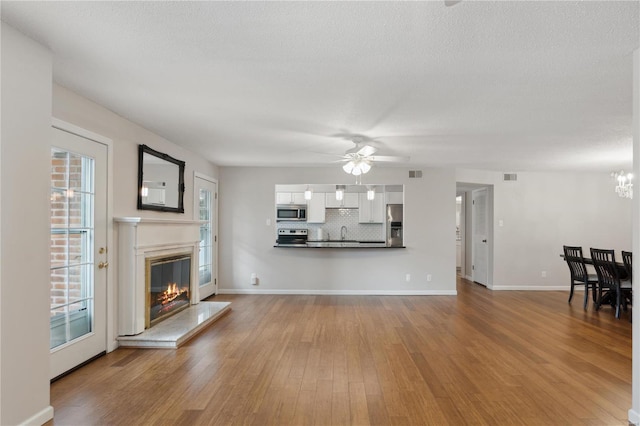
{"left": 563, "top": 245, "right": 597, "bottom": 309}
{"left": 590, "top": 248, "right": 632, "bottom": 319}
{"left": 622, "top": 251, "right": 632, "bottom": 283}
{"left": 622, "top": 251, "right": 633, "bottom": 322}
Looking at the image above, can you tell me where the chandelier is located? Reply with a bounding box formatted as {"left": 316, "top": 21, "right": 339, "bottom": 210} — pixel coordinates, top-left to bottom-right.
{"left": 342, "top": 158, "right": 371, "bottom": 176}
{"left": 612, "top": 170, "right": 633, "bottom": 199}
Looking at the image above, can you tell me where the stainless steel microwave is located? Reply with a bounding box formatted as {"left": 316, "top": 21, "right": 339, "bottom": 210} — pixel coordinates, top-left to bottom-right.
{"left": 276, "top": 204, "right": 307, "bottom": 221}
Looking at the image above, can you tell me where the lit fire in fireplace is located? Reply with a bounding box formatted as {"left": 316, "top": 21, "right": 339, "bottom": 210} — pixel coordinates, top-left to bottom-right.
{"left": 147, "top": 254, "right": 192, "bottom": 327}
{"left": 158, "top": 282, "right": 189, "bottom": 305}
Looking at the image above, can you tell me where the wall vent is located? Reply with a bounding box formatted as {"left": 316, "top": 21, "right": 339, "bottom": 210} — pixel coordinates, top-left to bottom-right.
{"left": 503, "top": 173, "right": 518, "bottom": 181}
{"left": 409, "top": 170, "right": 423, "bottom": 178}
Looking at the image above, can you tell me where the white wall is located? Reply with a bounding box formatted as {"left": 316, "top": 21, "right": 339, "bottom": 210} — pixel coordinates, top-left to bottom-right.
{"left": 218, "top": 166, "right": 457, "bottom": 294}
{"left": 1, "top": 24, "right": 220, "bottom": 424}
{"left": 457, "top": 169, "right": 632, "bottom": 290}
{"left": 1, "top": 23, "right": 54, "bottom": 425}
{"left": 52, "top": 85, "right": 219, "bottom": 352}
{"left": 52, "top": 84, "right": 218, "bottom": 219}
{"left": 629, "top": 48, "right": 639, "bottom": 426}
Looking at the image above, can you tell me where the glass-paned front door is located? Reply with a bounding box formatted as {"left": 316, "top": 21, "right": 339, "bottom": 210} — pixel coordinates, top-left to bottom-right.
{"left": 195, "top": 176, "right": 217, "bottom": 299}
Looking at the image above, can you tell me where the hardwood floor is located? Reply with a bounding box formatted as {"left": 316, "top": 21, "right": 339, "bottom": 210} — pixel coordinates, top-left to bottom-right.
{"left": 47, "top": 277, "right": 632, "bottom": 425}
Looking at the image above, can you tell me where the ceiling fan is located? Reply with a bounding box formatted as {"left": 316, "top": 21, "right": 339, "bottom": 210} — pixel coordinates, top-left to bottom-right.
{"left": 337, "top": 136, "right": 409, "bottom": 176}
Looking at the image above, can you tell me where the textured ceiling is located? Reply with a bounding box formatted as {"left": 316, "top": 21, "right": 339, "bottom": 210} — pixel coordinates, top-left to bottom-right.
{"left": 2, "top": 1, "right": 639, "bottom": 172}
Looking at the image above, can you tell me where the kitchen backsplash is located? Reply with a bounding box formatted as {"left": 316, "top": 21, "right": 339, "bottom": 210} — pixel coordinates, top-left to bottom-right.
{"left": 276, "top": 208, "right": 384, "bottom": 242}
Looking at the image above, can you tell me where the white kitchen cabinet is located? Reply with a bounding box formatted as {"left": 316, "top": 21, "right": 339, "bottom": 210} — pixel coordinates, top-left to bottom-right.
{"left": 325, "top": 192, "right": 358, "bottom": 208}
{"left": 307, "top": 192, "right": 326, "bottom": 223}
{"left": 358, "top": 193, "right": 384, "bottom": 223}
{"left": 385, "top": 191, "right": 403, "bottom": 205}
{"left": 344, "top": 193, "right": 359, "bottom": 208}
{"left": 276, "top": 192, "right": 306, "bottom": 205}
{"left": 325, "top": 193, "right": 340, "bottom": 208}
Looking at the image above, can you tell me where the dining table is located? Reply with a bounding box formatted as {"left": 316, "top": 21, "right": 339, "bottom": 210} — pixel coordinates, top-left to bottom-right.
{"left": 560, "top": 253, "right": 631, "bottom": 309}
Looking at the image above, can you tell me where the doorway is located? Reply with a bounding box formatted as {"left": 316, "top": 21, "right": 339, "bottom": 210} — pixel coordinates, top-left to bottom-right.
{"left": 456, "top": 195, "right": 463, "bottom": 276}
{"left": 472, "top": 187, "right": 489, "bottom": 286}
{"left": 456, "top": 183, "right": 493, "bottom": 288}
{"left": 50, "top": 126, "right": 109, "bottom": 379}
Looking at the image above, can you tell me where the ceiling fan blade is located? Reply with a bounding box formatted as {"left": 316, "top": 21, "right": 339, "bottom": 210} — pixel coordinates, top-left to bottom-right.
{"left": 346, "top": 144, "right": 377, "bottom": 157}
{"left": 368, "top": 155, "right": 410, "bottom": 163}
{"left": 358, "top": 145, "right": 377, "bottom": 157}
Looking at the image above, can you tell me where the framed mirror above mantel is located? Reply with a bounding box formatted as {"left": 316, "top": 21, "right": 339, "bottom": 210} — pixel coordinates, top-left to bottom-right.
{"left": 137, "top": 144, "right": 185, "bottom": 213}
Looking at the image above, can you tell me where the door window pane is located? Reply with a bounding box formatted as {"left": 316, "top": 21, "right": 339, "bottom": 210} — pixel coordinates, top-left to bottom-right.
{"left": 50, "top": 148, "right": 95, "bottom": 349}
{"left": 199, "top": 189, "right": 213, "bottom": 286}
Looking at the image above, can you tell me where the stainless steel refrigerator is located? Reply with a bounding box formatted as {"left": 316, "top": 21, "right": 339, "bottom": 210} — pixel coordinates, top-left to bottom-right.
{"left": 386, "top": 204, "right": 403, "bottom": 247}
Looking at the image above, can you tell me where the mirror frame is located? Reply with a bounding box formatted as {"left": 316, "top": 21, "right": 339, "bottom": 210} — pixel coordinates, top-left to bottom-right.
{"left": 137, "top": 144, "right": 185, "bottom": 213}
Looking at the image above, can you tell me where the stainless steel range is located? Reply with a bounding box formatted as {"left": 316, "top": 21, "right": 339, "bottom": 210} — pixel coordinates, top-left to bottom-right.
{"left": 276, "top": 229, "right": 308, "bottom": 246}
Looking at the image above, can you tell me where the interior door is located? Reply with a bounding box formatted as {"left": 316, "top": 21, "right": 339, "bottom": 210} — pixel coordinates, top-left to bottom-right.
{"left": 50, "top": 127, "right": 108, "bottom": 379}
{"left": 472, "top": 188, "right": 489, "bottom": 286}
{"left": 194, "top": 174, "right": 217, "bottom": 299}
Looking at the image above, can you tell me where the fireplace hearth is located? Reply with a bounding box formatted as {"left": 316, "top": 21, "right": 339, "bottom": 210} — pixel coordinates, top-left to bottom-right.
{"left": 147, "top": 254, "right": 191, "bottom": 328}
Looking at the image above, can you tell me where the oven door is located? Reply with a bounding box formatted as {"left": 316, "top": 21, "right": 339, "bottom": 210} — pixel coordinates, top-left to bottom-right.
{"left": 277, "top": 236, "right": 308, "bottom": 246}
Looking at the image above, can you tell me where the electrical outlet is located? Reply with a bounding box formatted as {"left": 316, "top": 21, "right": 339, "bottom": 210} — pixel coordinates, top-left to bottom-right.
{"left": 266, "top": 218, "right": 271, "bottom": 226}
{"left": 405, "top": 274, "right": 411, "bottom": 282}
{"left": 427, "top": 274, "right": 432, "bottom": 282}
{"left": 541, "top": 271, "right": 547, "bottom": 278}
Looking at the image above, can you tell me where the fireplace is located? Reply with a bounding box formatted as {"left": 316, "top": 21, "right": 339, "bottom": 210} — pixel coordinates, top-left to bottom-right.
{"left": 146, "top": 254, "right": 191, "bottom": 328}
{"left": 116, "top": 217, "right": 202, "bottom": 336}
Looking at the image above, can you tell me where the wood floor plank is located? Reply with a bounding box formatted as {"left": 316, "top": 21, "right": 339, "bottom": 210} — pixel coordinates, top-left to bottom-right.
{"left": 47, "top": 277, "right": 632, "bottom": 425}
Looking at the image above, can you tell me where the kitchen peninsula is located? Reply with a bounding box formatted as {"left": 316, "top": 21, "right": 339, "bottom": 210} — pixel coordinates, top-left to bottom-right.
{"left": 274, "top": 184, "right": 405, "bottom": 248}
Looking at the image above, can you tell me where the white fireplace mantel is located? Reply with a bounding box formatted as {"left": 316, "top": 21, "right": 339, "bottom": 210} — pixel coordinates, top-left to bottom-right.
{"left": 115, "top": 217, "right": 203, "bottom": 335}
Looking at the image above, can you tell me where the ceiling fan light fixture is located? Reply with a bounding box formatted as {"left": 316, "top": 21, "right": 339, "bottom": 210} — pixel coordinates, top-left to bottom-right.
{"left": 342, "top": 159, "right": 372, "bottom": 176}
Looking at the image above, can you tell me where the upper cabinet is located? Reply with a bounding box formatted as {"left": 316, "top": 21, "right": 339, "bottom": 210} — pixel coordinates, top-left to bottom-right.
{"left": 307, "top": 193, "right": 326, "bottom": 223}
{"left": 276, "top": 192, "right": 306, "bottom": 205}
{"left": 358, "top": 194, "right": 384, "bottom": 223}
{"left": 275, "top": 184, "right": 403, "bottom": 226}
{"left": 325, "top": 192, "right": 358, "bottom": 208}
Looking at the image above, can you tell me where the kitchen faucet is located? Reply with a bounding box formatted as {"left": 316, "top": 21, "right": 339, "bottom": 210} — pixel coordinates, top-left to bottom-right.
{"left": 340, "top": 226, "right": 347, "bottom": 241}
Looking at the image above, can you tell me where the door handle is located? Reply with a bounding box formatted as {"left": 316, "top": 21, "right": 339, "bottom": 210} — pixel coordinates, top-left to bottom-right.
{"left": 98, "top": 261, "right": 109, "bottom": 269}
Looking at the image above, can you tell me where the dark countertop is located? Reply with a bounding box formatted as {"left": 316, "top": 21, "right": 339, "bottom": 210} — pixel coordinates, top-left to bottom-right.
{"left": 275, "top": 241, "right": 405, "bottom": 248}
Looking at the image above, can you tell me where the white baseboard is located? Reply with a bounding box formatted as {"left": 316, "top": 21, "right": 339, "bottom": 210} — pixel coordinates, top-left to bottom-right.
{"left": 491, "top": 285, "right": 570, "bottom": 291}
{"left": 19, "top": 405, "right": 53, "bottom": 426}
{"left": 629, "top": 408, "right": 639, "bottom": 425}
{"left": 218, "top": 288, "right": 457, "bottom": 296}
{"left": 464, "top": 275, "right": 473, "bottom": 281}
